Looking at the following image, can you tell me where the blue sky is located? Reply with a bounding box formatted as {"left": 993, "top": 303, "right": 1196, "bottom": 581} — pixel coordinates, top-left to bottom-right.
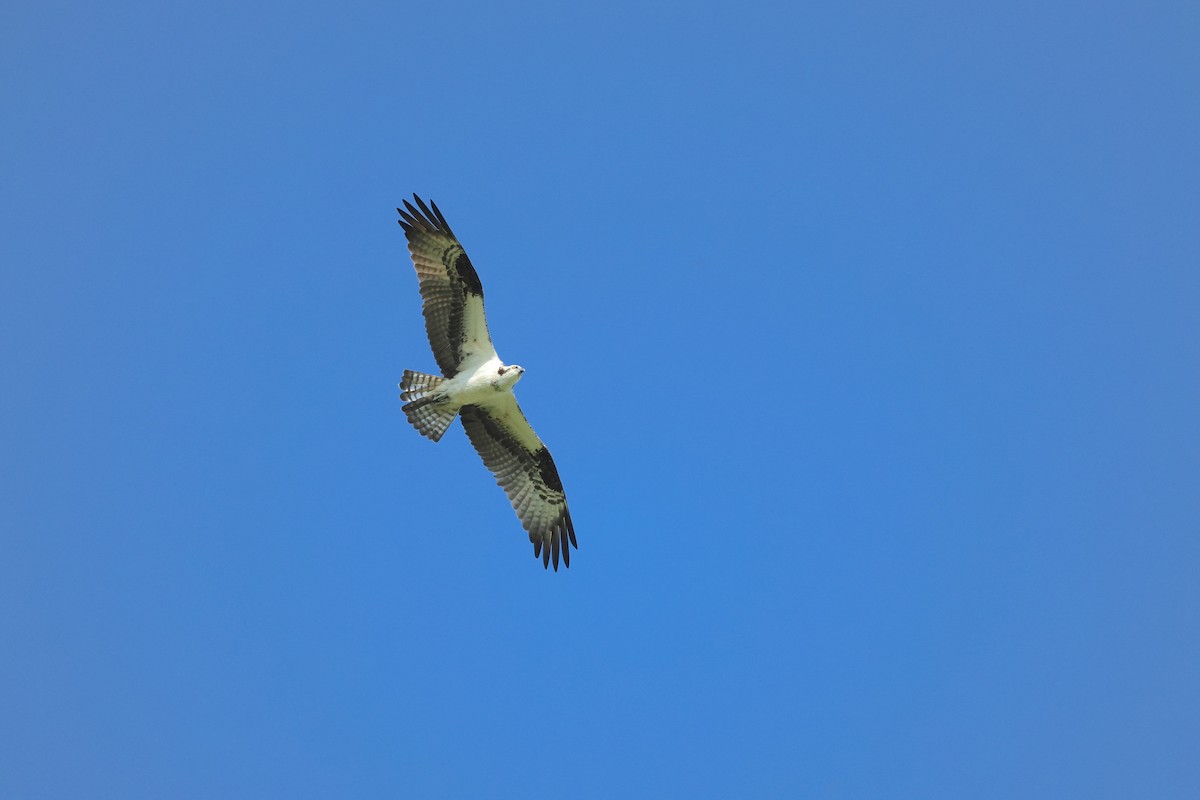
{"left": 2, "top": 1, "right": 1197, "bottom": 797}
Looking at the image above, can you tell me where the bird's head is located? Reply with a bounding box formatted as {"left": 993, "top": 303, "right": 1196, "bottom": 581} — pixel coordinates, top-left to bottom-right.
{"left": 496, "top": 364, "right": 524, "bottom": 388}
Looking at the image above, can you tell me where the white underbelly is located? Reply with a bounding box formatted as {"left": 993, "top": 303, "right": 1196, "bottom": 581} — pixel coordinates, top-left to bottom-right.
{"left": 447, "top": 359, "right": 506, "bottom": 407}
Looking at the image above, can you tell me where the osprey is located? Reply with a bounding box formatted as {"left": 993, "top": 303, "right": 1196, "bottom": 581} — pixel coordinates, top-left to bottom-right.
{"left": 397, "top": 195, "right": 577, "bottom": 570}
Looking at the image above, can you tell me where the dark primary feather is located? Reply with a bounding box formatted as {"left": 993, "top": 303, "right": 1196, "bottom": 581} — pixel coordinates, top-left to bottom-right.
{"left": 458, "top": 399, "right": 577, "bottom": 571}
{"left": 397, "top": 195, "right": 456, "bottom": 238}
{"left": 398, "top": 195, "right": 492, "bottom": 377}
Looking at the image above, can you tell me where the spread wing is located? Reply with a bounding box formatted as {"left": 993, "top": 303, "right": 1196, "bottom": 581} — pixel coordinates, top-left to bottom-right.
{"left": 398, "top": 196, "right": 496, "bottom": 377}
{"left": 459, "top": 397, "right": 577, "bottom": 570}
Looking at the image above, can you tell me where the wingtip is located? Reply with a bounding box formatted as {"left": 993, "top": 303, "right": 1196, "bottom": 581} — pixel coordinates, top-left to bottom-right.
{"left": 397, "top": 194, "right": 455, "bottom": 237}
{"left": 429, "top": 199, "right": 454, "bottom": 235}
{"left": 565, "top": 512, "right": 578, "bottom": 550}
{"left": 397, "top": 203, "right": 419, "bottom": 233}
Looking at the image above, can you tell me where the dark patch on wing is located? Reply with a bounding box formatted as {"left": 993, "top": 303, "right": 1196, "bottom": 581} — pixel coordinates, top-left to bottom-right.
{"left": 454, "top": 252, "right": 483, "bottom": 297}
{"left": 534, "top": 447, "right": 564, "bottom": 493}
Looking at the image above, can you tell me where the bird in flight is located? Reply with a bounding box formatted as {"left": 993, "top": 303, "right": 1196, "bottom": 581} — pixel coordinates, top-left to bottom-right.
{"left": 397, "top": 195, "right": 577, "bottom": 570}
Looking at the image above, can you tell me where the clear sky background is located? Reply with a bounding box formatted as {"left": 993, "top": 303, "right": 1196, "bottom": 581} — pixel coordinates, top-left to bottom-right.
{"left": 2, "top": 2, "right": 1197, "bottom": 797}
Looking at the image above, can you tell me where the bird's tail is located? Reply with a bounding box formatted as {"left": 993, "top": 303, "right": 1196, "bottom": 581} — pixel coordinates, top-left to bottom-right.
{"left": 400, "top": 370, "right": 457, "bottom": 442}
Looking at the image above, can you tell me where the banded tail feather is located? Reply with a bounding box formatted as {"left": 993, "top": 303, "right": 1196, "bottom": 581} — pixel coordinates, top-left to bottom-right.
{"left": 400, "top": 369, "right": 457, "bottom": 442}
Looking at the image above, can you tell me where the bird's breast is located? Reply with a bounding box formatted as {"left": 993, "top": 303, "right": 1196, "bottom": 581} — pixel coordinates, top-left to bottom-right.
{"left": 446, "top": 360, "right": 509, "bottom": 406}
